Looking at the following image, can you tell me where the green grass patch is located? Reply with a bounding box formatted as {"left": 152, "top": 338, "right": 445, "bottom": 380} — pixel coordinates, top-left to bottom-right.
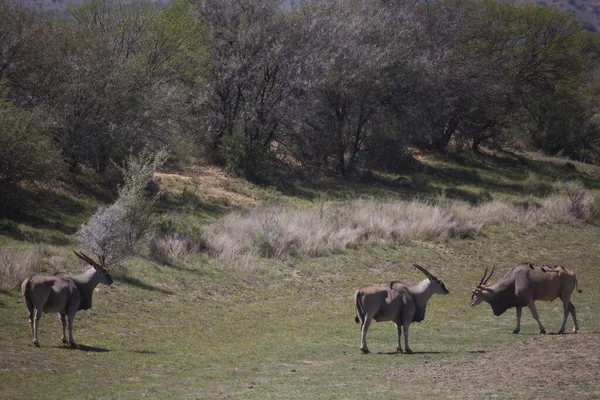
{"left": 1, "top": 222, "right": 599, "bottom": 399}
{"left": 1, "top": 151, "right": 600, "bottom": 398}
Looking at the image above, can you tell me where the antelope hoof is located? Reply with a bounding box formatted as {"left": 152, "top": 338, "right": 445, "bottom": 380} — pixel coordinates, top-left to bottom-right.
{"left": 540, "top": 329, "right": 546, "bottom": 335}
{"left": 405, "top": 348, "right": 414, "bottom": 355}
{"left": 360, "top": 348, "right": 370, "bottom": 354}
{"left": 396, "top": 347, "right": 403, "bottom": 353}
{"left": 62, "top": 338, "right": 69, "bottom": 344}
{"left": 557, "top": 329, "right": 565, "bottom": 334}
{"left": 69, "top": 342, "right": 77, "bottom": 349}
{"left": 512, "top": 329, "right": 520, "bottom": 334}
{"left": 33, "top": 341, "right": 40, "bottom": 348}
{"left": 572, "top": 328, "right": 578, "bottom": 334}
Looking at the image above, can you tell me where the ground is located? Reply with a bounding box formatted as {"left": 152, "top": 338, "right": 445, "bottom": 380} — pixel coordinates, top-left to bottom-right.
{"left": 391, "top": 333, "right": 600, "bottom": 399}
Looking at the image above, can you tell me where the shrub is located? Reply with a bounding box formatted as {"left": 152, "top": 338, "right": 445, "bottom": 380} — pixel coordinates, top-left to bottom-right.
{"left": 149, "top": 212, "right": 206, "bottom": 264}
{"left": 220, "top": 131, "right": 276, "bottom": 184}
{"left": 149, "top": 234, "right": 201, "bottom": 265}
{"left": 76, "top": 149, "right": 168, "bottom": 267}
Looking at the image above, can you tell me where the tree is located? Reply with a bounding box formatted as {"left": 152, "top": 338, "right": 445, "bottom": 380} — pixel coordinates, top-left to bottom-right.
{"left": 0, "top": 2, "right": 63, "bottom": 108}
{"left": 286, "top": 0, "right": 408, "bottom": 178}
{"left": 0, "top": 87, "right": 64, "bottom": 212}
{"left": 43, "top": 0, "right": 204, "bottom": 172}
{"left": 408, "top": 0, "right": 597, "bottom": 153}
{"left": 197, "top": 0, "right": 291, "bottom": 182}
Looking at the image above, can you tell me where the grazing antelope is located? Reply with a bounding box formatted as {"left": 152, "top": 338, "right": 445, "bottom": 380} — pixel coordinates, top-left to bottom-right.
{"left": 21, "top": 251, "right": 113, "bottom": 348}
{"left": 354, "top": 264, "right": 449, "bottom": 354}
{"left": 470, "top": 263, "right": 581, "bottom": 334}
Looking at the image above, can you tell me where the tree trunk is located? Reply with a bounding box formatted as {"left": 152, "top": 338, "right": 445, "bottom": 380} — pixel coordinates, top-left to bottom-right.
{"left": 434, "top": 117, "right": 459, "bottom": 152}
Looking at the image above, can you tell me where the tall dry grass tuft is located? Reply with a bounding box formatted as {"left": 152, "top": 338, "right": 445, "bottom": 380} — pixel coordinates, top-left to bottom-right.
{"left": 204, "top": 185, "right": 597, "bottom": 261}
{"left": 149, "top": 235, "right": 201, "bottom": 265}
{"left": 0, "top": 245, "right": 46, "bottom": 287}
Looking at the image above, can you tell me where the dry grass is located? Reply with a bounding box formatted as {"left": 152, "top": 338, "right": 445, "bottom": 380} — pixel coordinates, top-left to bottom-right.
{"left": 205, "top": 189, "right": 597, "bottom": 261}
{"left": 149, "top": 234, "right": 201, "bottom": 265}
{"left": 0, "top": 245, "right": 46, "bottom": 287}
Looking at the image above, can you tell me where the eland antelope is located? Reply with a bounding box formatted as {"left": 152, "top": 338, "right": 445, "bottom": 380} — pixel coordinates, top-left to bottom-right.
{"left": 354, "top": 264, "right": 449, "bottom": 354}
{"left": 470, "top": 263, "right": 581, "bottom": 334}
{"left": 21, "top": 251, "right": 113, "bottom": 348}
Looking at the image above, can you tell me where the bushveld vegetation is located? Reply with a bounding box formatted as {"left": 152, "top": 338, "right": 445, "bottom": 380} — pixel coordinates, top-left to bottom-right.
{"left": 2, "top": 0, "right": 600, "bottom": 398}
{"left": 1, "top": 0, "right": 600, "bottom": 203}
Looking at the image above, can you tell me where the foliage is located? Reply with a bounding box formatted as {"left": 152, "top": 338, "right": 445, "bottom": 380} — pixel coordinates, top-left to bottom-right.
{"left": 0, "top": 88, "right": 64, "bottom": 210}
{"left": 196, "top": 0, "right": 290, "bottom": 181}
{"left": 1, "top": 0, "right": 600, "bottom": 185}
{"left": 76, "top": 149, "right": 168, "bottom": 267}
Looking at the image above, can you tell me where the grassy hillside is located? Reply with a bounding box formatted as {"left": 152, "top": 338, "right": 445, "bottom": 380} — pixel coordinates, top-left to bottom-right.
{"left": 1, "top": 150, "right": 600, "bottom": 399}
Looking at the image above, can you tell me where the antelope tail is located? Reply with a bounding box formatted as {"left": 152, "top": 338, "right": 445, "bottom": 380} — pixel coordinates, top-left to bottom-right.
{"left": 21, "top": 277, "right": 34, "bottom": 312}
{"left": 354, "top": 292, "right": 365, "bottom": 324}
{"left": 576, "top": 275, "right": 582, "bottom": 293}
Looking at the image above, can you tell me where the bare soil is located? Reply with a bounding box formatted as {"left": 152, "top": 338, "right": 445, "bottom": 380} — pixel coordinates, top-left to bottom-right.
{"left": 154, "top": 165, "right": 260, "bottom": 205}
{"left": 388, "top": 333, "right": 600, "bottom": 399}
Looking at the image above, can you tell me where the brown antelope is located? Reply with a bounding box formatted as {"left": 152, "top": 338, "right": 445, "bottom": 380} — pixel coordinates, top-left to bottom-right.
{"left": 354, "top": 264, "right": 449, "bottom": 354}
{"left": 21, "top": 251, "right": 113, "bottom": 348}
{"left": 470, "top": 263, "right": 581, "bottom": 334}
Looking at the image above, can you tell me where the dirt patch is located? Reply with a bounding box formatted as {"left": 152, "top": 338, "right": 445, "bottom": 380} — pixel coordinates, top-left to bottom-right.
{"left": 154, "top": 165, "right": 260, "bottom": 206}
{"left": 387, "top": 333, "right": 600, "bottom": 398}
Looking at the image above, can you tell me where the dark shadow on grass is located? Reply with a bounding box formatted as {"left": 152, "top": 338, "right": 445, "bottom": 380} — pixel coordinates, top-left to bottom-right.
{"left": 58, "top": 344, "right": 110, "bottom": 353}
{"left": 116, "top": 276, "right": 174, "bottom": 295}
{"left": 130, "top": 349, "right": 157, "bottom": 355}
{"left": 152, "top": 258, "right": 204, "bottom": 275}
{"left": 468, "top": 350, "right": 486, "bottom": 354}
{"left": 376, "top": 350, "right": 450, "bottom": 355}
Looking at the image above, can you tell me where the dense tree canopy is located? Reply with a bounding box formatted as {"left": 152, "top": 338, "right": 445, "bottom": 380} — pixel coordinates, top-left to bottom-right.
{"left": 0, "top": 0, "right": 598, "bottom": 190}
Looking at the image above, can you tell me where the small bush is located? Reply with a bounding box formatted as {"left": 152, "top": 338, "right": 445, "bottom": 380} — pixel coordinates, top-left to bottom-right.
{"left": 76, "top": 150, "right": 168, "bottom": 268}
{"left": 220, "top": 131, "right": 276, "bottom": 184}
{"left": 149, "top": 234, "right": 201, "bottom": 265}
{"left": 149, "top": 212, "right": 206, "bottom": 264}
{"left": 562, "top": 180, "right": 595, "bottom": 219}
{"left": 523, "top": 172, "right": 554, "bottom": 197}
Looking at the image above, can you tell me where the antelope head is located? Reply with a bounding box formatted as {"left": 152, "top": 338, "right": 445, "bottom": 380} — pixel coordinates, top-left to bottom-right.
{"left": 74, "top": 251, "right": 114, "bottom": 286}
{"left": 470, "top": 267, "right": 495, "bottom": 306}
{"left": 413, "top": 264, "right": 449, "bottom": 295}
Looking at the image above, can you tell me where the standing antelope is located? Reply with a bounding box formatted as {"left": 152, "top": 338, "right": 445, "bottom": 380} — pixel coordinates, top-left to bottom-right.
{"left": 354, "top": 264, "right": 449, "bottom": 354}
{"left": 21, "top": 251, "right": 113, "bottom": 348}
{"left": 470, "top": 263, "right": 581, "bottom": 334}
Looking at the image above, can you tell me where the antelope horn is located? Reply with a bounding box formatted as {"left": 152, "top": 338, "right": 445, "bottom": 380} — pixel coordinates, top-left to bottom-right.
{"left": 483, "top": 266, "right": 495, "bottom": 285}
{"left": 73, "top": 251, "right": 102, "bottom": 269}
{"left": 482, "top": 266, "right": 495, "bottom": 286}
{"left": 413, "top": 264, "right": 436, "bottom": 280}
{"left": 478, "top": 267, "right": 489, "bottom": 286}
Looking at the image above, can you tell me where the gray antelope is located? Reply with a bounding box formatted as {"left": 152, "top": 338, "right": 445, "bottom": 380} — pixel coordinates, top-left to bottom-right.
{"left": 354, "top": 264, "right": 449, "bottom": 354}
{"left": 21, "top": 251, "right": 113, "bottom": 347}
{"left": 470, "top": 263, "right": 581, "bottom": 334}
